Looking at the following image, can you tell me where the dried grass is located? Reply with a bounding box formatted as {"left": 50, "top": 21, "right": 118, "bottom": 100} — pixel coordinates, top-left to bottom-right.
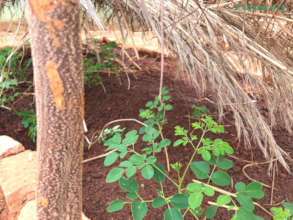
{"left": 94, "top": 0, "right": 293, "bottom": 173}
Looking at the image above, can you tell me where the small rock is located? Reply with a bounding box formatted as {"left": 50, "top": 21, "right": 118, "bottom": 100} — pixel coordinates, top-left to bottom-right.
{"left": 0, "top": 185, "right": 9, "bottom": 220}
{"left": 0, "top": 135, "right": 25, "bottom": 159}
{"left": 0, "top": 150, "right": 37, "bottom": 220}
{"left": 18, "top": 200, "right": 91, "bottom": 220}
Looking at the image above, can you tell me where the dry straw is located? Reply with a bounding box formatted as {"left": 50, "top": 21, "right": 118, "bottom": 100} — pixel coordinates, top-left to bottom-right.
{"left": 94, "top": 0, "right": 293, "bottom": 173}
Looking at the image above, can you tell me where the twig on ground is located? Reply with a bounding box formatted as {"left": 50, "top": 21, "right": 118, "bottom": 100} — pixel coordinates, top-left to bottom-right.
{"left": 242, "top": 159, "right": 278, "bottom": 189}
{"left": 82, "top": 149, "right": 116, "bottom": 164}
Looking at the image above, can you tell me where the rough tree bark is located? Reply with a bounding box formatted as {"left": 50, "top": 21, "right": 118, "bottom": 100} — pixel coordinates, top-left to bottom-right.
{"left": 27, "top": 0, "right": 84, "bottom": 219}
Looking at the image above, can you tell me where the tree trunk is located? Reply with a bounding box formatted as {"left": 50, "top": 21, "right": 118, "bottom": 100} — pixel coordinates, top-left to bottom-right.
{"left": 27, "top": 0, "right": 84, "bottom": 219}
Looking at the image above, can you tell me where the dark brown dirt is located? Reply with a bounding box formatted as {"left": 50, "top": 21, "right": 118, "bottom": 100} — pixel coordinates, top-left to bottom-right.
{"left": 0, "top": 46, "right": 292, "bottom": 220}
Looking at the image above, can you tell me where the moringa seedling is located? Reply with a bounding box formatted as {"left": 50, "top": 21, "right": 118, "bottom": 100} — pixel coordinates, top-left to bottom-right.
{"left": 102, "top": 87, "right": 267, "bottom": 220}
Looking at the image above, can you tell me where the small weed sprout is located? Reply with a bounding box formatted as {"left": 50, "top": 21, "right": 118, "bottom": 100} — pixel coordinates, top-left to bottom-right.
{"left": 101, "top": 125, "right": 126, "bottom": 143}
{"left": 271, "top": 202, "right": 293, "bottom": 220}
{"left": 191, "top": 105, "right": 211, "bottom": 119}
{"left": 102, "top": 87, "right": 269, "bottom": 219}
{"left": 17, "top": 109, "right": 36, "bottom": 142}
{"left": 0, "top": 47, "right": 32, "bottom": 108}
{"left": 84, "top": 41, "right": 120, "bottom": 92}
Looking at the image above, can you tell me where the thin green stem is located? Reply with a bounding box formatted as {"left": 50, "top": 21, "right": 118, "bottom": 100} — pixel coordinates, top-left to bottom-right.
{"left": 207, "top": 164, "right": 217, "bottom": 184}
{"left": 189, "top": 209, "right": 200, "bottom": 220}
{"left": 130, "top": 147, "right": 175, "bottom": 186}
{"left": 152, "top": 163, "right": 178, "bottom": 187}
{"left": 158, "top": 123, "right": 170, "bottom": 172}
{"left": 137, "top": 194, "right": 153, "bottom": 203}
{"left": 178, "top": 127, "right": 208, "bottom": 192}
{"left": 183, "top": 208, "right": 189, "bottom": 216}
{"left": 160, "top": 182, "right": 165, "bottom": 197}
{"left": 152, "top": 140, "right": 155, "bottom": 157}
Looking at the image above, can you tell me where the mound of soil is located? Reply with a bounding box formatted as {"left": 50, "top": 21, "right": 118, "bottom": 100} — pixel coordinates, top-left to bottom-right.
{"left": 0, "top": 47, "right": 292, "bottom": 220}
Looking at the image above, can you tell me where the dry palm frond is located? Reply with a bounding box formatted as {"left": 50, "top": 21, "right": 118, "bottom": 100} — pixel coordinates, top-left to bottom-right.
{"left": 92, "top": 0, "right": 293, "bottom": 173}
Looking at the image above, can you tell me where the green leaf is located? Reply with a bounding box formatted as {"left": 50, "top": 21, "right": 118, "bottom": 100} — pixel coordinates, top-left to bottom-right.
{"left": 235, "top": 207, "right": 263, "bottom": 220}
{"left": 139, "top": 109, "right": 154, "bottom": 119}
{"left": 216, "top": 195, "right": 232, "bottom": 206}
{"left": 116, "top": 144, "right": 127, "bottom": 152}
{"left": 119, "top": 150, "right": 128, "bottom": 159}
{"left": 104, "top": 152, "right": 119, "bottom": 166}
{"left": 123, "top": 130, "right": 139, "bottom": 145}
{"left": 165, "top": 104, "right": 173, "bottom": 111}
{"left": 119, "top": 177, "right": 138, "bottom": 193}
{"left": 216, "top": 158, "right": 233, "bottom": 170}
{"left": 106, "top": 168, "right": 124, "bottom": 183}
{"left": 202, "top": 150, "right": 211, "bottom": 161}
{"left": 190, "top": 135, "right": 197, "bottom": 141}
{"left": 203, "top": 186, "right": 215, "bottom": 196}
{"left": 142, "top": 127, "right": 160, "bottom": 142}
{"left": 146, "top": 101, "right": 154, "bottom": 108}
{"left": 131, "top": 201, "right": 148, "bottom": 220}
{"left": 104, "top": 133, "right": 121, "bottom": 146}
{"left": 142, "top": 147, "right": 153, "bottom": 155}
{"left": 153, "top": 162, "right": 166, "bottom": 183}
{"left": 159, "top": 139, "right": 171, "bottom": 148}
{"left": 107, "top": 200, "right": 124, "bottom": 212}
{"left": 206, "top": 206, "right": 217, "bottom": 219}
{"left": 246, "top": 182, "right": 264, "bottom": 199}
{"left": 126, "top": 166, "right": 137, "bottom": 178}
{"left": 186, "top": 182, "right": 203, "bottom": 193}
{"left": 283, "top": 202, "right": 293, "bottom": 215}
{"left": 212, "top": 138, "right": 234, "bottom": 156}
{"left": 163, "top": 208, "right": 183, "bottom": 220}
{"left": 129, "top": 154, "right": 145, "bottom": 166}
{"left": 270, "top": 207, "right": 292, "bottom": 220}
{"left": 126, "top": 192, "right": 138, "bottom": 200}
{"left": 173, "top": 137, "right": 188, "bottom": 147}
{"left": 152, "top": 143, "right": 161, "bottom": 153}
{"left": 161, "top": 86, "right": 169, "bottom": 95}
{"left": 192, "top": 122, "right": 202, "bottom": 130}
{"left": 190, "top": 161, "right": 210, "bottom": 179}
{"left": 142, "top": 165, "right": 154, "bottom": 179}
{"left": 146, "top": 156, "right": 157, "bottom": 164}
{"left": 236, "top": 193, "right": 254, "bottom": 211}
{"left": 119, "top": 161, "right": 132, "bottom": 167}
{"left": 188, "top": 192, "right": 203, "bottom": 209}
{"left": 174, "top": 126, "right": 187, "bottom": 136}
{"left": 191, "top": 105, "right": 211, "bottom": 118}
{"left": 171, "top": 162, "right": 182, "bottom": 173}
{"left": 173, "top": 139, "right": 185, "bottom": 147}
{"left": 235, "top": 182, "right": 246, "bottom": 192}
{"left": 152, "top": 197, "right": 167, "bottom": 208}
{"left": 162, "top": 95, "right": 171, "bottom": 101}
{"left": 211, "top": 171, "right": 231, "bottom": 186}
{"left": 170, "top": 194, "right": 189, "bottom": 209}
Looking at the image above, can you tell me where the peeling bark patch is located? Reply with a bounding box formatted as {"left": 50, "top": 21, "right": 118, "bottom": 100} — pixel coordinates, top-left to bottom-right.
{"left": 46, "top": 61, "right": 65, "bottom": 110}
{"left": 28, "top": 0, "right": 62, "bottom": 47}
{"left": 81, "top": 95, "right": 84, "bottom": 120}
{"left": 53, "top": 19, "right": 64, "bottom": 30}
{"left": 28, "top": 0, "right": 55, "bottom": 22}
{"left": 68, "top": 101, "right": 73, "bottom": 110}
